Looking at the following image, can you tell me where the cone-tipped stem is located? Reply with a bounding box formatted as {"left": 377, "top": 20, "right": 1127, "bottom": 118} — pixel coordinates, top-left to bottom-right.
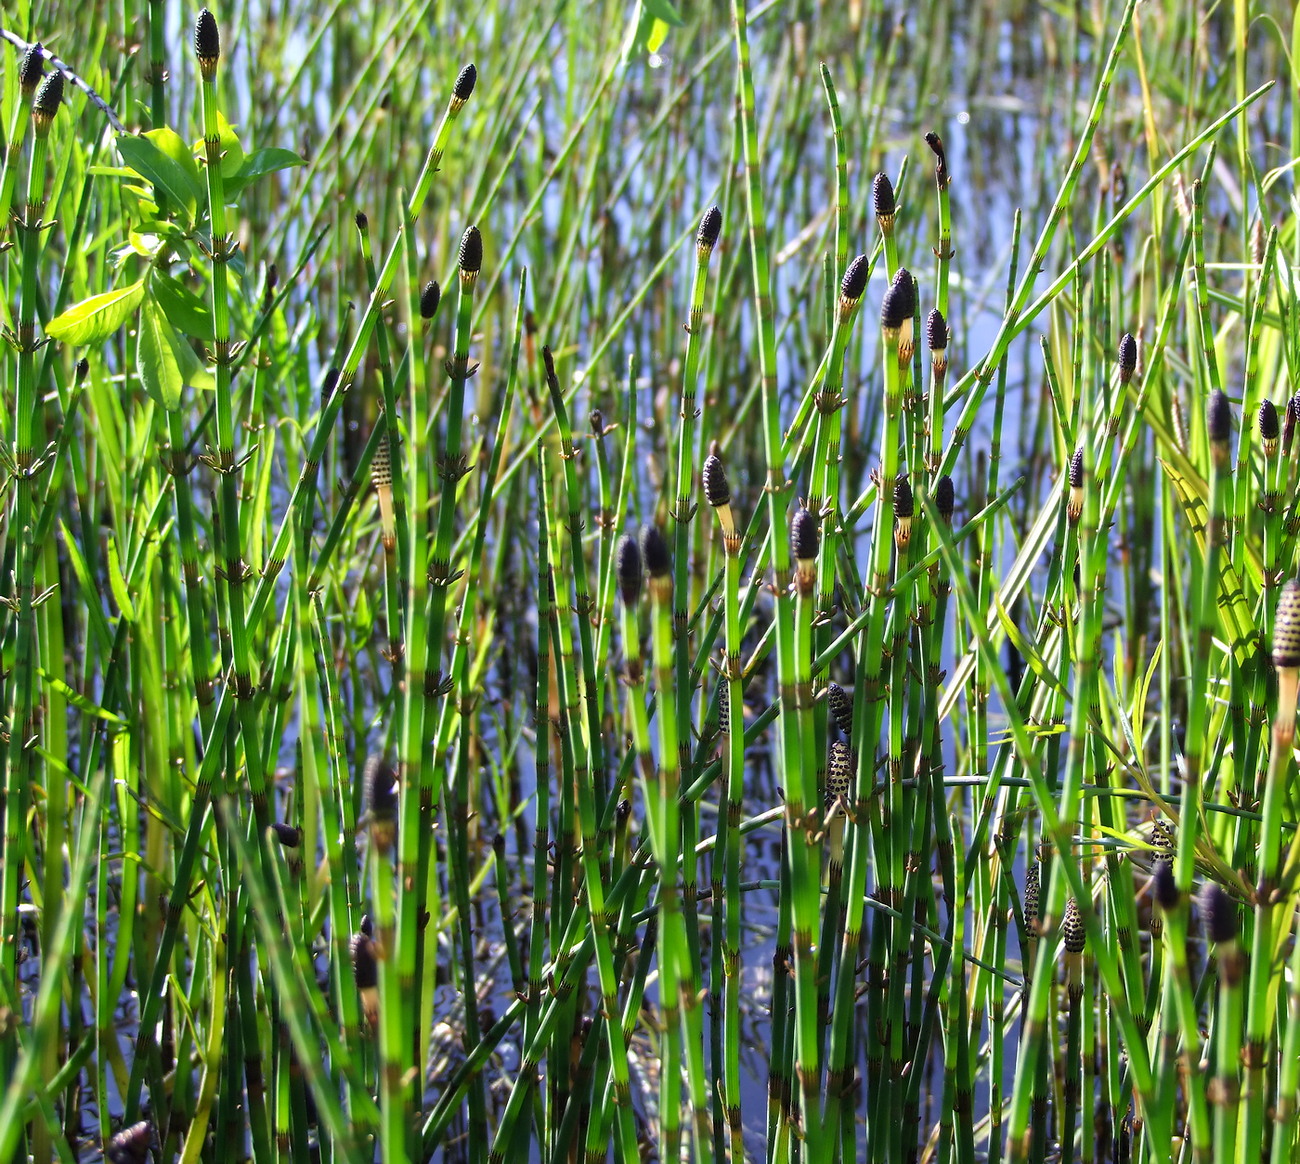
{"left": 924, "top": 130, "right": 949, "bottom": 186}
{"left": 873, "top": 171, "right": 896, "bottom": 229}
{"left": 826, "top": 681, "right": 853, "bottom": 736}
{"left": 697, "top": 204, "right": 722, "bottom": 252}
{"left": 364, "top": 755, "right": 398, "bottom": 851}
{"left": 269, "top": 822, "right": 301, "bottom": 848}
{"left": 841, "top": 254, "right": 869, "bottom": 302}
{"left": 453, "top": 63, "right": 477, "bottom": 103}
{"left": 825, "top": 740, "right": 853, "bottom": 805}
{"left": 640, "top": 525, "right": 671, "bottom": 577}
{"left": 32, "top": 71, "right": 64, "bottom": 132}
{"left": 458, "top": 225, "right": 483, "bottom": 275}
{"left": 19, "top": 44, "right": 43, "bottom": 93}
{"left": 351, "top": 931, "right": 380, "bottom": 1029}
{"left": 927, "top": 308, "right": 949, "bottom": 378}
{"left": 194, "top": 9, "right": 220, "bottom": 75}
{"left": 703, "top": 451, "right": 740, "bottom": 551}
{"left": 1273, "top": 580, "right": 1300, "bottom": 668}
{"left": 1024, "top": 861, "right": 1039, "bottom": 931}
{"left": 1062, "top": 898, "right": 1086, "bottom": 954}
{"left": 640, "top": 525, "right": 672, "bottom": 604}
{"left": 372, "top": 430, "right": 395, "bottom": 551}
{"left": 1068, "top": 448, "right": 1084, "bottom": 522}
{"left": 881, "top": 268, "right": 915, "bottom": 331}
{"left": 1207, "top": 389, "right": 1231, "bottom": 449}
{"left": 894, "top": 477, "right": 914, "bottom": 548}
{"left": 1259, "top": 399, "right": 1279, "bottom": 457}
{"left": 1153, "top": 861, "right": 1179, "bottom": 911}
{"left": 616, "top": 535, "right": 643, "bottom": 606}
{"left": 1202, "top": 883, "right": 1237, "bottom": 944}
{"left": 791, "top": 506, "right": 819, "bottom": 563}
{"left": 1273, "top": 580, "right": 1300, "bottom": 741}
{"left": 420, "top": 280, "right": 441, "bottom": 319}
{"left": 1118, "top": 332, "right": 1138, "bottom": 384}
{"left": 703, "top": 453, "right": 730, "bottom": 508}
{"left": 927, "top": 308, "right": 948, "bottom": 351}
{"left": 936, "top": 475, "right": 954, "bottom": 524}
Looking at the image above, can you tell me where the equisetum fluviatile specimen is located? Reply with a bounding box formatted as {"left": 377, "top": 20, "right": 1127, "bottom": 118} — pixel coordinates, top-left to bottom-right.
{"left": 5, "top": 4, "right": 1300, "bottom": 1163}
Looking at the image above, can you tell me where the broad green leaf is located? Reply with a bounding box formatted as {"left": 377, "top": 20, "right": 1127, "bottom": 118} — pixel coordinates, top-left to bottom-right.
{"left": 225, "top": 147, "right": 304, "bottom": 194}
{"left": 215, "top": 111, "right": 246, "bottom": 179}
{"left": 176, "top": 325, "right": 216, "bottom": 391}
{"left": 152, "top": 271, "right": 213, "bottom": 340}
{"left": 146, "top": 126, "right": 204, "bottom": 196}
{"left": 137, "top": 298, "right": 185, "bottom": 410}
{"left": 641, "top": 0, "right": 683, "bottom": 27}
{"left": 647, "top": 17, "right": 670, "bottom": 53}
{"left": 106, "top": 535, "right": 136, "bottom": 622}
{"left": 46, "top": 280, "right": 144, "bottom": 345}
{"left": 126, "top": 232, "right": 164, "bottom": 258}
{"left": 116, "top": 132, "right": 200, "bottom": 227}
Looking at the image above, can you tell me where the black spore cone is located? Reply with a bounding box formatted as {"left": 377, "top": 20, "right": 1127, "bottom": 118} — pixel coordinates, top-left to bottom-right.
{"left": 698, "top": 205, "right": 722, "bottom": 249}
{"left": 371, "top": 432, "right": 392, "bottom": 487}
{"left": 1152, "top": 861, "right": 1179, "bottom": 911}
{"left": 194, "top": 9, "right": 220, "bottom": 60}
{"left": 640, "top": 525, "right": 671, "bottom": 578}
{"left": 1062, "top": 898, "right": 1086, "bottom": 953}
{"left": 19, "top": 44, "right": 43, "bottom": 92}
{"left": 420, "top": 280, "right": 441, "bottom": 319}
{"left": 936, "top": 475, "right": 955, "bottom": 522}
{"left": 616, "top": 535, "right": 643, "bottom": 605}
{"left": 1273, "top": 580, "right": 1300, "bottom": 669}
{"left": 791, "top": 507, "right": 819, "bottom": 561}
{"left": 33, "top": 70, "right": 63, "bottom": 118}
{"left": 1069, "top": 448, "right": 1084, "bottom": 488}
{"left": 1201, "top": 883, "right": 1237, "bottom": 944}
{"left": 872, "top": 172, "right": 895, "bottom": 217}
{"left": 365, "top": 755, "right": 398, "bottom": 820}
{"left": 826, "top": 682, "right": 853, "bottom": 735}
{"left": 1118, "top": 333, "right": 1138, "bottom": 381}
{"left": 841, "top": 254, "right": 869, "bottom": 301}
{"left": 350, "top": 932, "right": 378, "bottom": 989}
{"left": 459, "top": 226, "right": 483, "bottom": 273}
{"left": 1207, "top": 389, "right": 1231, "bottom": 443}
{"left": 1023, "top": 861, "right": 1040, "bottom": 928}
{"left": 270, "top": 822, "right": 301, "bottom": 848}
{"left": 702, "top": 454, "right": 730, "bottom": 508}
{"left": 880, "top": 268, "right": 914, "bottom": 329}
{"left": 894, "top": 477, "right": 914, "bottom": 518}
{"left": 1258, "top": 399, "right": 1279, "bottom": 442}
{"left": 927, "top": 308, "right": 948, "bottom": 351}
{"left": 454, "top": 63, "right": 477, "bottom": 102}
{"left": 825, "top": 741, "right": 853, "bottom": 803}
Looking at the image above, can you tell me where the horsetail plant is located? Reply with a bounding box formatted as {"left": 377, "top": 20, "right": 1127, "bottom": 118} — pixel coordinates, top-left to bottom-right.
{"left": 703, "top": 448, "right": 748, "bottom": 1163}
{"left": 7, "top": 5, "right": 1300, "bottom": 1163}
{"left": 0, "top": 64, "right": 64, "bottom": 1094}
{"left": 640, "top": 521, "right": 712, "bottom": 1159}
